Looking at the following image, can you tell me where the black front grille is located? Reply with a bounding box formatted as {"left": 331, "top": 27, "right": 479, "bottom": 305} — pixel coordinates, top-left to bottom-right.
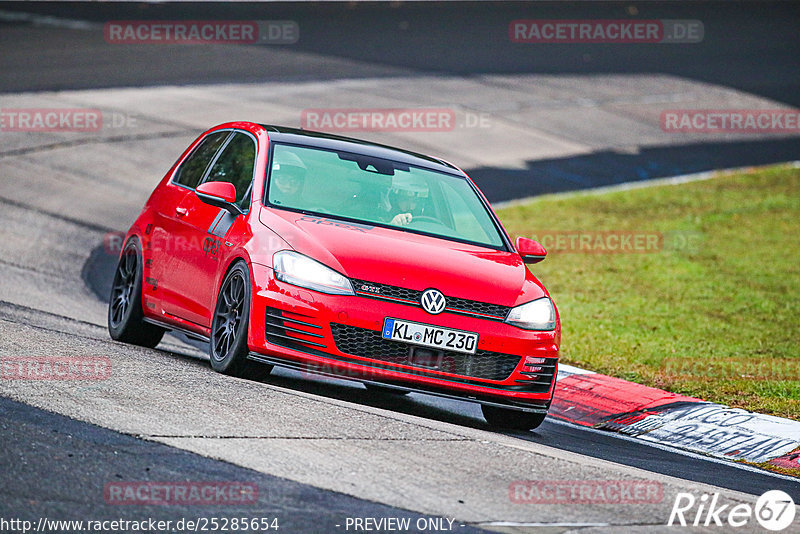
{"left": 352, "top": 280, "right": 420, "bottom": 303}
{"left": 445, "top": 295, "right": 510, "bottom": 319}
{"left": 330, "top": 323, "right": 521, "bottom": 382}
{"left": 350, "top": 279, "right": 510, "bottom": 319}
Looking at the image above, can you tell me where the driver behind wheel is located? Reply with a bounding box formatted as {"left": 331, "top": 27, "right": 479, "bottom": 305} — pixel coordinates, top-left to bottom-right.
{"left": 386, "top": 174, "right": 429, "bottom": 226}
{"left": 270, "top": 151, "right": 307, "bottom": 206}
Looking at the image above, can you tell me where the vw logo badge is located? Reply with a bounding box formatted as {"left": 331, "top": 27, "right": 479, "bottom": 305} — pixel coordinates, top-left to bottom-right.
{"left": 420, "top": 289, "right": 446, "bottom": 315}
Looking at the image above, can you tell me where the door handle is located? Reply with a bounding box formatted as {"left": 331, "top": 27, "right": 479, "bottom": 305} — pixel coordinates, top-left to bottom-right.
{"left": 175, "top": 207, "right": 188, "bottom": 217}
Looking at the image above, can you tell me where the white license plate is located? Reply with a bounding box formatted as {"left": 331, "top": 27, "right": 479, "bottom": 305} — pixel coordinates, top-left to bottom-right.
{"left": 381, "top": 318, "right": 478, "bottom": 355}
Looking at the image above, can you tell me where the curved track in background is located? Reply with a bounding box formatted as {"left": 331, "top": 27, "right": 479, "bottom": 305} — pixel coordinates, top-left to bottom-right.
{"left": 1, "top": 3, "right": 799, "bottom": 532}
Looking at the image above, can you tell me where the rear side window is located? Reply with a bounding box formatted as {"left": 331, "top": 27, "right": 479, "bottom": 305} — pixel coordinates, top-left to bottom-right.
{"left": 173, "top": 131, "right": 229, "bottom": 189}
{"left": 205, "top": 132, "right": 257, "bottom": 208}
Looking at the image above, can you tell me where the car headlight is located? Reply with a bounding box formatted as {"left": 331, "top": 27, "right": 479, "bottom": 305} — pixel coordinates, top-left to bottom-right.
{"left": 273, "top": 251, "right": 354, "bottom": 296}
{"left": 505, "top": 297, "right": 555, "bottom": 331}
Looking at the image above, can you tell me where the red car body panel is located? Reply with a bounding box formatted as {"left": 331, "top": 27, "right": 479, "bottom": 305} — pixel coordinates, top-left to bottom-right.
{"left": 121, "top": 122, "right": 560, "bottom": 412}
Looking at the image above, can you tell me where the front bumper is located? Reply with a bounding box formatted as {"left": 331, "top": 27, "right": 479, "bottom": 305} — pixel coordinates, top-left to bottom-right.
{"left": 247, "top": 264, "right": 559, "bottom": 411}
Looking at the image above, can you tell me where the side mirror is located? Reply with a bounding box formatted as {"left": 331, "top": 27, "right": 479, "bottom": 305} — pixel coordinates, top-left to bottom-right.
{"left": 516, "top": 237, "right": 547, "bottom": 264}
{"left": 195, "top": 181, "right": 241, "bottom": 215}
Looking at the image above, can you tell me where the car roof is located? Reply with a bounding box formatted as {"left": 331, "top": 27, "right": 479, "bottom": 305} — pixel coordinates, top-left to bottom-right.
{"left": 258, "top": 124, "right": 462, "bottom": 176}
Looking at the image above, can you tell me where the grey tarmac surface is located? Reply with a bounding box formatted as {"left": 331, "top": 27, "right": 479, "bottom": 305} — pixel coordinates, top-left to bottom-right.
{"left": 2, "top": 300, "right": 792, "bottom": 533}
{"left": 2, "top": 2, "right": 799, "bottom": 106}
{"left": 1, "top": 3, "right": 799, "bottom": 533}
{"left": 0, "top": 394, "right": 488, "bottom": 534}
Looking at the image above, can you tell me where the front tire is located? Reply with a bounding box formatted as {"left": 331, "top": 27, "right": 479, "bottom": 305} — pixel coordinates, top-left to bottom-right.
{"left": 481, "top": 405, "right": 546, "bottom": 430}
{"left": 210, "top": 261, "right": 272, "bottom": 380}
{"left": 108, "top": 237, "right": 165, "bottom": 348}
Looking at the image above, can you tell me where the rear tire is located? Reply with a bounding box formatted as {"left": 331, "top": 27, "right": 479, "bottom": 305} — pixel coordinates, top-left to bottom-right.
{"left": 481, "top": 405, "right": 546, "bottom": 430}
{"left": 108, "top": 237, "right": 165, "bottom": 348}
{"left": 210, "top": 261, "right": 273, "bottom": 379}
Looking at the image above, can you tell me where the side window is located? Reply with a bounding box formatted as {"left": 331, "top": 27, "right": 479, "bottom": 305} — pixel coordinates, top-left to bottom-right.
{"left": 205, "top": 132, "right": 257, "bottom": 208}
{"left": 173, "top": 131, "right": 229, "bottom": 189}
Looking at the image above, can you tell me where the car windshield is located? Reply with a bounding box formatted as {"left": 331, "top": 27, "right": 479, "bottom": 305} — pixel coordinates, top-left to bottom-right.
{"left": 266, "top": 143, "right": 506, "bottom": 248}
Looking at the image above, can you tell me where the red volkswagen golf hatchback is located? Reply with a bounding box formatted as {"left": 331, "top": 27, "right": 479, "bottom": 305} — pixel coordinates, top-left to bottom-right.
{"left": 108, "top": 122, "right": 560, "bottom": 429}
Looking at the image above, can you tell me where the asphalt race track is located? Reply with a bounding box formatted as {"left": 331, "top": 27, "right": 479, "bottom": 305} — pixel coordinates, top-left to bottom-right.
{"left": 1, "top": 2, "right": 799, "bottom": 533}
{"left": 3, "top": 1, "right": 800, "bottom": 200}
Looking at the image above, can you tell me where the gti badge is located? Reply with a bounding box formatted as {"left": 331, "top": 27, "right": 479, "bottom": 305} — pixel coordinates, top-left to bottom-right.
{"left": 421, "top": 288, "right": 446, "bottom": 314}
